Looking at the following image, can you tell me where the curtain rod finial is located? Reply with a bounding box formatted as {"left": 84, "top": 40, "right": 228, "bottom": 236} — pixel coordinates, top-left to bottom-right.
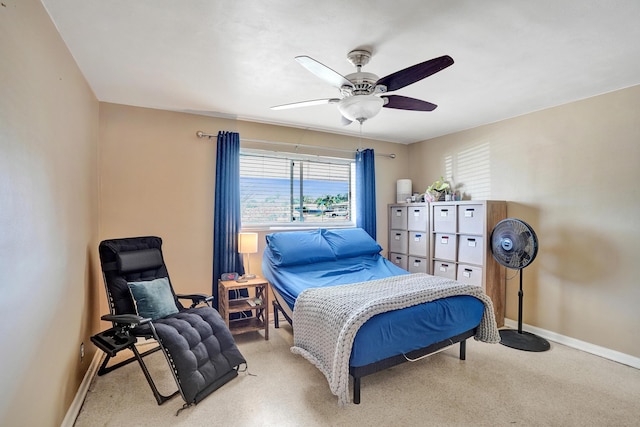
{"left": 196, "top": 131, "right": 217, "bottom": 139}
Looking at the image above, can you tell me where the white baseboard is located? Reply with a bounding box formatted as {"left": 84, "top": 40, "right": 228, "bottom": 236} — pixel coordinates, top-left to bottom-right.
{"left": 61, "top": 351, "right": 104, "bottom": 427}
{"left": 503, "top": 318, "right": 640, "bottom": 369}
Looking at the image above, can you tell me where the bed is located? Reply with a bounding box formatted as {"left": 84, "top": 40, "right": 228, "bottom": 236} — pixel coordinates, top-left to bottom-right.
{"left": 262, "top": 228, "right": 500, "bottom": 404}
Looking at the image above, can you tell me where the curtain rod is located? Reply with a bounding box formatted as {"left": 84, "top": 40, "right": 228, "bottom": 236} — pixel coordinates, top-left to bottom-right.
{"left": 195, "top": 131, "right": 396, "bottom": 159}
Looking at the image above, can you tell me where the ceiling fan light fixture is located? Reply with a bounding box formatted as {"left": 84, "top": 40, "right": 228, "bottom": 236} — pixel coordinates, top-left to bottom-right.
{"left": 338, "top": 95, "right": 384, "bottom": 123}
{"left": 275, "top": 50, "right": 453, "bottom": 124}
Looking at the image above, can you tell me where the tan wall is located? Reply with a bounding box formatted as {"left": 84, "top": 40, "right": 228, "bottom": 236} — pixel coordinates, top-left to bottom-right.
{"left": 0, "top": 0, "right": 100, "bottom": 425}
{"left": 98, "top": 103, "right": 408, "bottom": 305}
{"left": 409, "top": 85, "right": 640, "bottom": 357}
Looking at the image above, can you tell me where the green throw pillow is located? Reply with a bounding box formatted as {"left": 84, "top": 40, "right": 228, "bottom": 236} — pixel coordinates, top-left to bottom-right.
{"left": 128, "top": 277, "right": 178, "bottom": 320}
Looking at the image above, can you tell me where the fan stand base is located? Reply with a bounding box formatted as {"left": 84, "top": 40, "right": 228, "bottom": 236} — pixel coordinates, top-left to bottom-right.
{"left": 499, "top": 329, "right": 550, "bottom": 352}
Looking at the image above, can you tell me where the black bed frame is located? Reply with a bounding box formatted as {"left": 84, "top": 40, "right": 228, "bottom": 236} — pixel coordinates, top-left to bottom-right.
{"left": 272, "top": 299, "right": 475, "bottom": 404}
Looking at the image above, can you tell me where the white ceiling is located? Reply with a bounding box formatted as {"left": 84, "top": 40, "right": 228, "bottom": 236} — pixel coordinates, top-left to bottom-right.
{"left": 41, "top": 0, "right": 640, "bottom": 144}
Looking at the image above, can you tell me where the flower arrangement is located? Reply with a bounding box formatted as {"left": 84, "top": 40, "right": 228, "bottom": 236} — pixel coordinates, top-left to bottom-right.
{"left": 425, "top": 176, "right": 450, "bottom": 202}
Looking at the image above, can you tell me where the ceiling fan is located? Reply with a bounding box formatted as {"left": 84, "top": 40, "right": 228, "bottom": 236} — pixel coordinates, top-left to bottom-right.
{"left": 271, "top": 49, "right": 454, "bottom": 125}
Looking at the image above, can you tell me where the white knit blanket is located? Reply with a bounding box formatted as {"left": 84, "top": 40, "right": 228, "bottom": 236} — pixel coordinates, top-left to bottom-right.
{"left": 291, "top": 273, "right": 500, "bottom": 405}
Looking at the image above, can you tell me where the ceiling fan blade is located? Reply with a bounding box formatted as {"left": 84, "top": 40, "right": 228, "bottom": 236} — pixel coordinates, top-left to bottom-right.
{"left": 271, "top": 98, "right": 340, "bottom": 110}
{"left": 295, "top": 56, "right": 354, "bottom": 89}
{"left": 382, "top": 95, "right": 437, "bottom": 111}
{"left": 376, "top": 55, "right": 454, "bottom": 92}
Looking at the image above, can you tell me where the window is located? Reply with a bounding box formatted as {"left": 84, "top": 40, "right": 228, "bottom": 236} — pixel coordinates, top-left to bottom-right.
{"left": 239, "top": 151, "right": 355, "bottom": 227}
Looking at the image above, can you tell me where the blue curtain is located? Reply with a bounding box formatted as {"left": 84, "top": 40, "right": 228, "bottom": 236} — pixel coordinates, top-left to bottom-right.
{"left": 212, "top": 131, "right": 244, "bottom": 308}
{"left": 356, "top": 148, "right": 377, "bottom": 239}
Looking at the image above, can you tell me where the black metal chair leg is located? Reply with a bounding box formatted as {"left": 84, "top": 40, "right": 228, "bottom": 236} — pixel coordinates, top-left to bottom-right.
{"left": 97, "top": 344, "right": 162, "bottom": 376}
{"left": 131, "top": 345, "right": 180, "bottom": 404}
{"left": 460, "top": 339, "right": 467, "bottom": 360}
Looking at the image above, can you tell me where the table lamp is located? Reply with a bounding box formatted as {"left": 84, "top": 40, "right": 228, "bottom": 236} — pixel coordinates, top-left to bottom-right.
{"left": 237, "top": 232, "right": 258, "bottom": 282}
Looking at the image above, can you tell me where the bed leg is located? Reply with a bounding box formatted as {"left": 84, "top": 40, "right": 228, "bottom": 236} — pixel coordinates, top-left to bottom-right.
{"left": 460, "top": 339, "right": 467, "bottom": 360}
{"left": 272, "top": 300, "right": 280, "bottom": 329}
{"left": 353, "top": 377, "right": 361, "bottom": 404}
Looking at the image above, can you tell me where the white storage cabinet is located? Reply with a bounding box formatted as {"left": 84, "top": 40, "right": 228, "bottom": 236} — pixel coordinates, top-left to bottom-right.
{"left": 388, "top": 203, "right": 429, "bottom": 274}
{"left": 430, "top": 200, "right": 507, "bottom": 326}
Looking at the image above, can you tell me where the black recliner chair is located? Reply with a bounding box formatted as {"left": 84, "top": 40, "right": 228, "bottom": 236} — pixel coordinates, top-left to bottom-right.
{"left": 92, "top": 236, "right": 246, "bottom": 411}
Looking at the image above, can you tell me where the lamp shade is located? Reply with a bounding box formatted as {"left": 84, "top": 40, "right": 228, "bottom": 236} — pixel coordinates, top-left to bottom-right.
{"left": 337, "top": 95, "right": 384, "bottom": 123}
{"left": 238, "top": 232, "right": 258, "bottom": 254}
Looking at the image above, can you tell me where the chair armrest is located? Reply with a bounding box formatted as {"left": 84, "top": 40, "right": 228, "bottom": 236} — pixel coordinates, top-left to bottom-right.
{"left": 101, "top": 314, "right": 151, "bottom": 326}
{"left": 176, "top": 293, "right": 213, "bottom": 308}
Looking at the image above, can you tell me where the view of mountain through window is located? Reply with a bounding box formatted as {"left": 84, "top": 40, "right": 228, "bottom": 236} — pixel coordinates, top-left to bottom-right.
{"left": 240, "top": 152, "right": 355, "bottom": 226}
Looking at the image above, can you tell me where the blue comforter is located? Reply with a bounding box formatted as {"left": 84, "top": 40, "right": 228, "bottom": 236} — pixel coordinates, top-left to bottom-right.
{"left": 263, "top": 249, "right": 408, "bottom": 310}
{"left": 262, "top": 229, "right": 484, "bottom": 367}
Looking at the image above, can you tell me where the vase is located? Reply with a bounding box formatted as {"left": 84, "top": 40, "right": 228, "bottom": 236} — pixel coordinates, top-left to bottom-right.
{"left": 427, "top": 191, "right": 444, "bottom": 202}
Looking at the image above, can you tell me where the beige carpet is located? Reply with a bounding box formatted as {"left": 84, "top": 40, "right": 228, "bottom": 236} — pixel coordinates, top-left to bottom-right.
{"left": 74, "top": 324, "right": 640, "bottom": 426}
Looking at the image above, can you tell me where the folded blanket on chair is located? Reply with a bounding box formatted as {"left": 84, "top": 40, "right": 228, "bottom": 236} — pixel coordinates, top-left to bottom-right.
{"left": 291, "top": 273, "right": 500, "bottom": 405}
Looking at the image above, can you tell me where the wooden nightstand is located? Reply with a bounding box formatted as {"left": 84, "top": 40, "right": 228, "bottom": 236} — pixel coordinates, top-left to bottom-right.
{"left": 218, "top": 276, "right": 269, "bottom": 340}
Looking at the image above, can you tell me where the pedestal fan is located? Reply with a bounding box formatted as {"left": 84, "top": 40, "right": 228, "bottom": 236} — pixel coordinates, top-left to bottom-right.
{"left": 490, "top": 218, "right": 550, "bottom": 352}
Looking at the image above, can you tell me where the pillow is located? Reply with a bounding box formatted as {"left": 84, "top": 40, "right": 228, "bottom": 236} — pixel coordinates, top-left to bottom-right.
{"left": 265, "top": 229, "right": 336, "bottom": 267}
{"left": 128, "top": 277, "right": 178, "bottom": 320}
{"left": 323, "top": 228, "right": 382, "bottom": 258}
